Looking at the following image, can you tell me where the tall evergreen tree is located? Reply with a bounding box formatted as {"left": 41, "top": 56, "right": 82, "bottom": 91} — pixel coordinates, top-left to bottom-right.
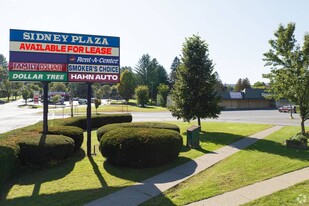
{"left": 134, "top": 54, "right": 152, "bottom": 85}
{"left": 135, "top": 54, "right": 169, "bottom": 101}
{"left": 169, "top": 56, "right": 180, "bottom": 86}
{"left": 234, "top": 78, "right": 251, "bottom": 92}
{"left": 242, "top": 78, "right": 251, "bottom": 90}
{"left": 169, "top": 35, "right": 222, "bottom": 128}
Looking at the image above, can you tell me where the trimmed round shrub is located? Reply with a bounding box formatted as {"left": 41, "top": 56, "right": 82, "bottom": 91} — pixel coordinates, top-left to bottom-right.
{"left": 43, "top": 126, "right": 84, "bottom": 151}
{"left": 97, "top": 122, "right": 180, "bottom": 141}
{"left": 0, "top": 143, "right": 20, "bottom": 185}
{"left": 17, "top": 134, "right": 74, "bottom": 164}
{"left": 100, "top": 127, "right": 183, "bottom": 168}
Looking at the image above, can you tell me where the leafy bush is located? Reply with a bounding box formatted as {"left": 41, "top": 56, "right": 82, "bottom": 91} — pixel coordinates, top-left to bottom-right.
{"left": 47, "top": 114, "right": 132, "bottom": 129}
{"left": 0, "top": 143, "right": 19, "bottom": 185}
{"left": 17, "top": 134, "right": 74, "bottom": 164}
{"left": 157, "top": 84, "right": 170, "bottom": 107}
{"left": 97, "top": 122, "right": 180, "bottom": 141}
{"left": 44, "top": 126, "right": 84, "bottom": 151}
{"left": 135, "top": 85, "right": 149, "bottom": 107}
{"left": 289, "top": 133, "right": 308, "bottom": 142}
{"left": 100, "top": 128, "right": 183, "bottom": 168}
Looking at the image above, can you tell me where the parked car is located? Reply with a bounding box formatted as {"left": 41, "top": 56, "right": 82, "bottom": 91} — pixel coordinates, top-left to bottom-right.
{"left": 78, "top": 99, "right": 87, "bottom": 105}
{"left": 0, "top": 100, "right": 5, "bottom": 104}
{"left": 278, "top": 105, "right": 296, "bottom": 113}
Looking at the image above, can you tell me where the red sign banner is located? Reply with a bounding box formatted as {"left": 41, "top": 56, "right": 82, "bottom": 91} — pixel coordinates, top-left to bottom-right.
{"left": 9, "top": 62, "right": 67, "bottom": 72}
{"left": 68, "top": 72, "right": 119, "bottom": 83}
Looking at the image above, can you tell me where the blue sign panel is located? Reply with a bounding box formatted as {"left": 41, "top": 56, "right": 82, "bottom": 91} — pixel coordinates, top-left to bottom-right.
{"left": 10, "top": 29, "right": 120, "bottom": 47}
{"left": 67, "top": 55, "right": 119, "bottom": 65}
{"left": 10, "top": 51, "right": 68, "bottom": 63}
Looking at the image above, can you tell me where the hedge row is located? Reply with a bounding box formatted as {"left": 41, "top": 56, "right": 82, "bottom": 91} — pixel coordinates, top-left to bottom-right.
{"left": 0, "top": 113, "right": 132, "bottom": 186}
{"left": 97, "top": 122, "right": 180, "bottom": 141}
{"left": 100, "top": 127, "right": 183, "bottom": 168}
{"left": 47, "top": 114, "right": 133, "bottom": 129}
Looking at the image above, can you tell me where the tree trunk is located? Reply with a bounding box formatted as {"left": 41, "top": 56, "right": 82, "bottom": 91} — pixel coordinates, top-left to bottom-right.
{"left": 290, "top": 106, "right": 294, "bottom": 119}
{"left": 198, "top": 117, "right": 201, "bottom": 128}
{"left": 301, "top": 117, "right": 306, "bottom": 135}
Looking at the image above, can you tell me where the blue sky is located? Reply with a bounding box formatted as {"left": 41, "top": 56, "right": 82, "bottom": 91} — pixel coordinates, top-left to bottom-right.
{"left": 1, "top": 0, "right": 309, "bottom": 84}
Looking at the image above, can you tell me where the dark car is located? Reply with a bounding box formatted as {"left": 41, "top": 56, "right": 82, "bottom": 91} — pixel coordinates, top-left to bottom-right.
{"left": 0, "top": 100, "right": 5, "bottom": 104}
{"left": 278, "top": 105, "right": 296, "bottom": 113}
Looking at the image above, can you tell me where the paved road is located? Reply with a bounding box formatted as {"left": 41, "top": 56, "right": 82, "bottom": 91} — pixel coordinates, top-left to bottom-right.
{"left": 131, "top": 110, "right": 303, "bottom": 126}
{"left": 0, "top": 100, "right": 43, "bottom": 133}
{"left": 0, "top": 100, "right": 304, "bottom": 134}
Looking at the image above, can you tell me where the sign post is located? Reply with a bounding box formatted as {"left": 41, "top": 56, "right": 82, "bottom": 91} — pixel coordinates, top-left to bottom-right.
{"left": 9, "top": 29, "right": 120, "bottom": 155}
{"left": 87, "top": 83, "right": 92, "bottom": 156}
{"left": 42, "top": 82, "right": 49, "bottom": 135}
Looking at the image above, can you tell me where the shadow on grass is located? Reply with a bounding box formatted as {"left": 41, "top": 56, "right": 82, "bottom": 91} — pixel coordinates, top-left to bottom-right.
{"left": 1, "top": 187, "right": 126, "bottom": 206}
{"left": 244, "top": 137, "right": 309, "bottom": 161}
{"left": 103, "top": 156, "right": 197, "bottom": 183}
{"left": 0, "top": 149, "right": 85, "bottom": 200}
{"left": 199, "top": 131, "right": 246, "bottom": 146}
{"left": 198, "top": 130, "right": 309, "bottom": 161}
{"left": 88, "top": 156, "right": 107, "bottom": 187}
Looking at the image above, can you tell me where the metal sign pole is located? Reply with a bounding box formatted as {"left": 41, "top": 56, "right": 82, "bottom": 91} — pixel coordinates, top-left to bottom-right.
{"left": 42, "top": 82, "right": 49, "bottom": 135}
{"left": 87, "top": 82, "right": 92, "bottom": 156}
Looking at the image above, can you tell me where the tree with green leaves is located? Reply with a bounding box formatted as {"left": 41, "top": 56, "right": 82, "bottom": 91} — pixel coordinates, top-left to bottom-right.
{"left": 120, "top": 66, "right": 133, "bottom": 74}
{"left": 94, "top": 98, "right": 101, "bottom": 114}
{"left": 0, "top": 54, "right": 8, "bottom": 80}
{"left": 169, "top": 56, "right": 180, "bottom": 86}
{"left": 28, "top": 83, "right": 41, "bottom": 98}
{"left": 22, "top": 87, "right": 30, "bottom": 105}
{"left": 117, "top": 69, "right": 136, "bottom": 103}
{"left": 169, "top": 35, "right": 222, "bottom": 128}
{"left": 252, "top": 81, "right": 267, "bottom": 89}
{"left": 68, "top": 83, "right": 87, "bottom": 98}
{"left": 263, "top": 23, "right": 309, "bottom": 134}
{"left": 110, "top": 85, "right": 118, "bottom": 99}
{"left": 102, "top": 85, "right": 111, "bottom": 98}
{"left": 11, "top": 82, "right": 23, "bottom": 100}
{"left": 50, "top": 82, "right": 67, "bottom": 92}
{"left": 94, "top": 88, "right": 103, "bottom": 99}
{"left": 157, "top": 84, "right": 169, "bottom": 107}
{"left": 51, "top": 94, "right": 61, "bottom": 106}
{"left": 91, "top": 83, "right": 101, "bottom": 95}
{"left": 1, "top": 79, "right": 13, "bottom": 102}
{"left": 135, "top": 85, "right": 149, "bottom": 107}
{"left": 234, "top": 78, "right": 251, "bottom": 92}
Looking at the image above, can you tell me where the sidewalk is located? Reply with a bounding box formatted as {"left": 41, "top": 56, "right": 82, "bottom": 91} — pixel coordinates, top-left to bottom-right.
{"left": 187, "top": 167, "right": 309, "bottom": 206}
{"left": 85, "top": 126, "right": 282, "bottom": 206}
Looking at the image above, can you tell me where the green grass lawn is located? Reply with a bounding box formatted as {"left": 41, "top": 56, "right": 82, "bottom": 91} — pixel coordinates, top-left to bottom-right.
{"left": 141, "top": 126, "right": 309, "bottom": 206}
{"left": 242, "top": 180, "right": 309, "bottom": 206}
{"left": 0, "top": 122, "right": 270, "bottom": 206}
